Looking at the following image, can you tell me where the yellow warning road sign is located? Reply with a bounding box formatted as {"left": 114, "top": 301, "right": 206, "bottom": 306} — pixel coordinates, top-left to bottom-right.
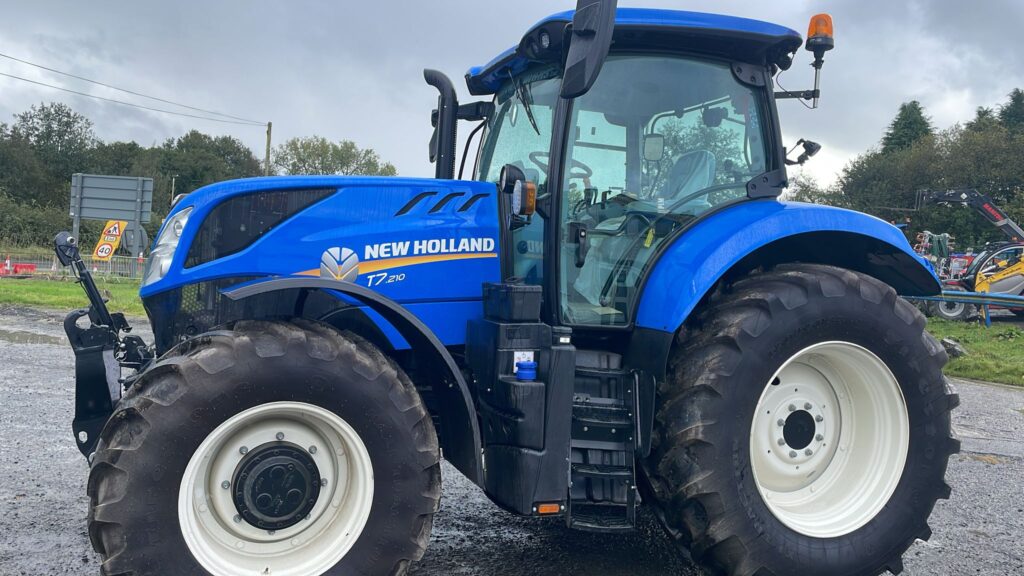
{"left": 92, "top": 220, "right": 127, "bottom": 261}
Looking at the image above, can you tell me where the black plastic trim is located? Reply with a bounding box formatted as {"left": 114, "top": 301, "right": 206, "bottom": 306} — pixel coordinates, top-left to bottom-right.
{"left": 430, "top": 192, "right": 466, "bottom": 213}
{"left": 395, "top": 191, "right": 438, "bottom": 216}
{"left": 459, "top": 193, "right": 490, "bottom": 212}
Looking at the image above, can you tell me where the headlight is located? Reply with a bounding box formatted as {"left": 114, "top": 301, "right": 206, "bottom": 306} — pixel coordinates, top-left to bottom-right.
{"left": 142, "top": 207, "right": 192, "bottom": 286}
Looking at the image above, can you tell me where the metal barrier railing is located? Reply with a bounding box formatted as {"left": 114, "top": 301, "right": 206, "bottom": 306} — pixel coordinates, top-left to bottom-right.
{"left": 906, "top": 290, "right": 1024, "bottom": 327}
{"left": 2, "top": 252, "right": 145, "bottom": 280}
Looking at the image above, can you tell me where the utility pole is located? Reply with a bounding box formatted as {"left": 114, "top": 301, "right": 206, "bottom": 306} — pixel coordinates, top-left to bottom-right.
{"left": 170, "top": 174, "right": 178, "bottom": 206}
{"left": 265, "top": 121, "right": 273, "bottom": 176}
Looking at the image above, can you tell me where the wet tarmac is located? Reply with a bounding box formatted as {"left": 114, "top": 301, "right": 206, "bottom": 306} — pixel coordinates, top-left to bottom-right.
{"left": 0, "top": 305, "right": 1021, "bottom": 575}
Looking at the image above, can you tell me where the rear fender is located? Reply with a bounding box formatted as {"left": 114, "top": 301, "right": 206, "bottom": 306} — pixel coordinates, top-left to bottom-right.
{"left": 636, "top": 200, "right": 939, "bottom": 335}
{"left": 223, "top": 276, "right": 484, "bottom": 485}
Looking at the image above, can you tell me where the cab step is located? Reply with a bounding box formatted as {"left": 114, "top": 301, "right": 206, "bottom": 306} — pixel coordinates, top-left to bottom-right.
{"left": 567, "top": 351, "right": 639, "bottom": 533}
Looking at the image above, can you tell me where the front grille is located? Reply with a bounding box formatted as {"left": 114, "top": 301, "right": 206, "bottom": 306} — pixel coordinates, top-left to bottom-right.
{"left": 184, "top": 188, "right": 335, "bottom": 268}
{"left": 144, "top": 277, "right": 259, "bottom": 353}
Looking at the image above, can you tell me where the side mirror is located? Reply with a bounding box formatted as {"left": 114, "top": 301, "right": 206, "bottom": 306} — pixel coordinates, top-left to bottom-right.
{"left": 785, "top": 139, "right": 822, "bottom": 166}
{"left": 499, "top": 164, "right": 537, "bottom": 218}
{"left": 560, "top": 0, "right": 618, "bottom": 99}
{"left": 643, "top": 134, "right": 664, "bottom": 162}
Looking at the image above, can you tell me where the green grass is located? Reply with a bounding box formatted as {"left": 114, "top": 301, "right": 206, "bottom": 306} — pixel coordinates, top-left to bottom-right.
{"left": 0, "top": 277, "right": 145, "bottom": 317}
{"left": 926, "top": 318, "right": 1024, "bottom": 387}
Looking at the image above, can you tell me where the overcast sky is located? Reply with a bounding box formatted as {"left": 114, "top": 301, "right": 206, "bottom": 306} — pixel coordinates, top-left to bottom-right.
{"left": 2, "top": 1, "right": 1023, "bottom": 187}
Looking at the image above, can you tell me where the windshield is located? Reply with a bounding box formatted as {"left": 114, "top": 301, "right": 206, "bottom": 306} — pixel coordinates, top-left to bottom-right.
{"left": 560, "top": 54, "right": 771, "bottom": 325}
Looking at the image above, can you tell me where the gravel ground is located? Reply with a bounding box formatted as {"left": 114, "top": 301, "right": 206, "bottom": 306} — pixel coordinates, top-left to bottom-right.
{"left": 0, "top": 305, "right": 1021, "bottom": 575}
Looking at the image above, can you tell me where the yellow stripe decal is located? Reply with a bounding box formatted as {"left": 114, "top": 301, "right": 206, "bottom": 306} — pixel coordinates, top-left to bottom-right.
{"left": 294, "top": 251, "right": 497, "bottom": 277}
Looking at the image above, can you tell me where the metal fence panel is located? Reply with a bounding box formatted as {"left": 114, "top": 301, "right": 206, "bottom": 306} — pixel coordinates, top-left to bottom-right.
{"left": 2, "top": 252, "right": 146, "bottom": 280}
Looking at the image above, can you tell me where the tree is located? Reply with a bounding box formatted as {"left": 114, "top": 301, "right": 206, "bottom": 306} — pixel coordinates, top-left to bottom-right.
{"left": 997, "top": 88, "right": 1024, "bottom": 132}
{"left": 273, "top": 136, "right": 397, "bottom": 176}
{"left": 965, "top": 106, "right": 1000, "bottom": 132}
{"left": 881, "top": 101, "right": 933, "bottom": 154}
{"left": 161, "top": 130, "right": 262, "bottom": 194}
{"left": 11, "top": 102, "right": 96, "bottom": 179}
{"left": 88, "top": 141, "right": 143, "bottom": 176}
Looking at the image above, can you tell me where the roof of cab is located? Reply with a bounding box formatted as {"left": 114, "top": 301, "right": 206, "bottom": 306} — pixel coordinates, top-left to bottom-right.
{"left": 465, "top": 8, "right": 802, "bottom": 95}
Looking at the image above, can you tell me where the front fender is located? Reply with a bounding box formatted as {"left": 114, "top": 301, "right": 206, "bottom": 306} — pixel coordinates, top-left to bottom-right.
{"left": 223, "top": 276, "right": 483, "bottom": 485}
{"left": 636, "top": 200, "right": 939, "bottom": 334}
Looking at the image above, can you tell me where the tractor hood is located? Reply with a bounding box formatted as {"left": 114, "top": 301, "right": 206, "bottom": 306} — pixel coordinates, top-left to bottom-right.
{"left": 142, "top": 175, "right": 501, "bottom": 303}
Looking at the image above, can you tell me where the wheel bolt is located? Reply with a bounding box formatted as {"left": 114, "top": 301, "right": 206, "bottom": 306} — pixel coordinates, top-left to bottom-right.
{"left": 276, "top": 432, "right": 285, "bottom": 441}
{"left": 268, "top": 530, "right": 276, "bottom": 536}
{"left": 815, "top": 415, "right": 823, "bottom": 422}
{"left": 789, "top": 450, "right": 797, "bottom": 458}
{"left": 804, "top": 402, "right": 812, "bottom": 410}
{"left": 804, "top": 449, "right": 813, "bottom": 456}
{"left": 308, "top": 446, "right": 317, "bottom": 455}
{"left": 788, "top": 404, "right": 796, "bottom": 412}
{"left": 239, "top": 446, "right": 248, "bottom": 455}
{"left": 777, "top": 419, "right": 785, "bottom": 427}
{"left": 321, "top": 478, "right": 328, "bottom": 487}
{"left": 777, "top": 438, "right": 786, "bottom": 446}
{"left": 816, "top": 434, "right": 824, "bottom": 441}
{"left": 221, "top": 480, "right": 230, "bottom": 490}
{"left": 233, "top": 515, "right": 242, "bottom": 523}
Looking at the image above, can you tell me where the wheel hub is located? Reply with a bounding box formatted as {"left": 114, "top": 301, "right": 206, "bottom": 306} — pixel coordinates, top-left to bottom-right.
{"left": 782, "top": 410, "right": 815, "bottom": 450}
{"left": 232, "top": 442, "right": 321, "bottom": 531}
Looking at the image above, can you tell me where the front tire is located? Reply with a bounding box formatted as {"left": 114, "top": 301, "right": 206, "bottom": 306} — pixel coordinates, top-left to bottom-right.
{"left": 88, "top": 320, "right": 441, "bottom": 576}
{"left": 643, "top": 264, "right": 959, "bottom": 576}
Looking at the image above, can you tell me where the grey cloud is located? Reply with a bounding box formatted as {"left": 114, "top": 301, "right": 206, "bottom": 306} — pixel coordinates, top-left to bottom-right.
{"left": 0, "top": 1, "right": 1018, "bottom": 186}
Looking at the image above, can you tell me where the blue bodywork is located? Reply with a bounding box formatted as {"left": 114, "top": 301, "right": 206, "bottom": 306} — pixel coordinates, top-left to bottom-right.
{"left": 146, "top": 176, "right": 501, "bottom": 348}
{"left": 466, "top": 8, "right": 802, "bottom": 95}
{"left": 637, "top": 201, "right": 940, "bottom": 333}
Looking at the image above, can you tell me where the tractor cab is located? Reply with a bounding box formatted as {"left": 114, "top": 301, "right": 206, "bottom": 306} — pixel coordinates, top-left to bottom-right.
{"left": 438, "top": 8, "right": 811, "bottom": 327}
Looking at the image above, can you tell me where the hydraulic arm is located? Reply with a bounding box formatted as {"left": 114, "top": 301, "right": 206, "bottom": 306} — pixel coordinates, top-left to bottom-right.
{"left": 920, "top": 188, "right": 1024, "bottom": 242}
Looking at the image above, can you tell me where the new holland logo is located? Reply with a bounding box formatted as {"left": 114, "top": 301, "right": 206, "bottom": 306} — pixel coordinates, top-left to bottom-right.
{"left": 320, "top": 247, "right": 359, "bottom": 282}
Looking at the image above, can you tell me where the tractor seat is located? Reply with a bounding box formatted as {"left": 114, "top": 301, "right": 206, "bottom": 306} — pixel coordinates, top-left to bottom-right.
{"left": 657, "top": 150, "right": 716, "bottom": 214}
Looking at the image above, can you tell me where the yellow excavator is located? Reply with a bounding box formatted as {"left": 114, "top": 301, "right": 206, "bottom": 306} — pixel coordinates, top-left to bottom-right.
{"left": 921, "top": 188, "right": 1024, "bottom": 321}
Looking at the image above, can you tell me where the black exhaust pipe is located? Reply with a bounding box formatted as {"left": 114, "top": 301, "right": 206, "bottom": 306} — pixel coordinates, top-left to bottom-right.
{"left": 424, "top": 69, "right": 458, "bottom": 180}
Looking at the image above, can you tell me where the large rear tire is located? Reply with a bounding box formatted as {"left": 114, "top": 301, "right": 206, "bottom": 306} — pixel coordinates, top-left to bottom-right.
{"left": 87, "top": 319, "right": 441, "bottom": 576}
{"left": 643, "top": 264, "right": 959, "bottom": 576}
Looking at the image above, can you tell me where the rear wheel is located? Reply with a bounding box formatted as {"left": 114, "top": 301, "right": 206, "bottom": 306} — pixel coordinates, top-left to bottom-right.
{"left": 88, "top": 320, "right": 441, "bottom": 576}
{"left": 643, "top": 264, "right": 959, "bottom": 576}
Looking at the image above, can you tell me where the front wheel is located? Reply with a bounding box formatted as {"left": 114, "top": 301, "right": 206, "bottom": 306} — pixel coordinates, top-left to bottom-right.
{"left": 87, "top": 320, "right": 441, "bottom": 576}
{"left": 643, "top": 264, "right": 959, "bottom": 576}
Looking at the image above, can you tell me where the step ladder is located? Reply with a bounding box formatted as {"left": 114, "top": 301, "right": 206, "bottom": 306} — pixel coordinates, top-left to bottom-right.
{"left": 566, "top": 360, "right": 639, "bottom": 533}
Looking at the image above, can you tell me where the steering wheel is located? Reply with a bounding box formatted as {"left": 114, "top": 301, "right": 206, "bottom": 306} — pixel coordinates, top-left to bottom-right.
{"left": 528, "top": 151, "right": 593, "bottom": 181}
{"left": 594, "top": 183, "right": 745, "bottom": 304}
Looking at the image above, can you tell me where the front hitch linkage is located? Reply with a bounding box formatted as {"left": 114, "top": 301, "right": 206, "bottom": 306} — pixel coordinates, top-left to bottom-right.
{"left": 54, "top": 231, "right": 154, "bottom": 457}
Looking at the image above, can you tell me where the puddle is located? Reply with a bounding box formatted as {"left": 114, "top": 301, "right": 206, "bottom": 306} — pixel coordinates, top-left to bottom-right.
{"left": 0, "top": 329, "right": 65, "bottom": 345}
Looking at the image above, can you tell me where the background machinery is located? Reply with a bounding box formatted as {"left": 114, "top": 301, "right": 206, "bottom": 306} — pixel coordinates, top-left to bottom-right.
{"left": 918, "top": 188, "right": 1024, "bottom": 321}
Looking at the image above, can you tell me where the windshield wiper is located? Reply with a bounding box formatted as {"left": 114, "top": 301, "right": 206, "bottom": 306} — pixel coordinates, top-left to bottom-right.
{"left": 509, "top": 70, "right": 541, "bottom": 136}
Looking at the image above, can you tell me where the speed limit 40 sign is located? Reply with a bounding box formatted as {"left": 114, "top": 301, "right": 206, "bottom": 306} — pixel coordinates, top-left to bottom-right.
{"left": 92, "top": 220, "right": 128, "bottom": 261}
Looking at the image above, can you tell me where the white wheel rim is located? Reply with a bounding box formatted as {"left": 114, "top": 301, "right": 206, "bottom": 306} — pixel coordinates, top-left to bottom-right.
{"left": 179, "top": 402, "right": 374, "bottom": 576}
{"left": 939, "top": 301, "right": 965, "bottom": 317}
{"left": 749, "top": 341, "right": 909, "bottom": 538}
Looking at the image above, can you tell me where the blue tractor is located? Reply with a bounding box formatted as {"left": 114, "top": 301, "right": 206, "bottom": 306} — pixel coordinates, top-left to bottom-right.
{"left": 56, "top": 3, "right": 958, "bottom": 575}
